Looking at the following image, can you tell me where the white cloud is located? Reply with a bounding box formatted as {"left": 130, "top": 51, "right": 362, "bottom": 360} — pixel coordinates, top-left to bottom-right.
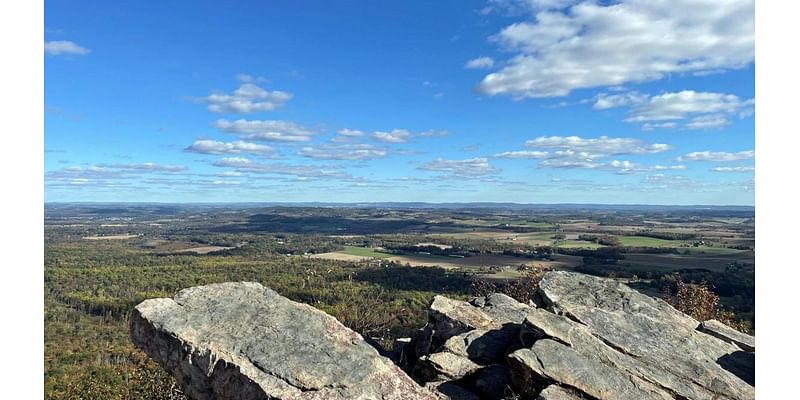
{"left": 299, "top": 144, "right": 387, "bottom": 161}
{"left": 595, "top": 90, "right": 754, "bottom": 130}
{"left": 486, "top": 0, "right": 580, "bottom": 15}
{"left": 337, "top": 128, "right": 364, "bottom": 137}
{"left": 684, "top": 114, "right": 730, "bottom": 130}
{"left": 372, "top": 129, "right": 411, "bottom": 143}
{"left": 653, "top": 165, "right": 687, "bottom": 171}
{"left": 641, "top": 122, "right": 679, "bottom": 131}
{"left": 204, "top": 83, "right": 292, "bottom": 113}
{"left": 538, "top": 158, "right": 684, "bottom": 174}
{"left": 624, "top": 91, "right": 750, "bottom": 122}
{"left": 465, "top": 56, "right": 495, "bottom": 69}
{"left": 333, "top": 127, "right": 445, "bottom": 144}
{"left": 418, "top": 129, "right": 449, "bottom": 138}
{"left": 494, "top": 150, "right": 549, "bottom": 159}
{"left": 109, "top": 163, "right": 187, "bottom": 172}
{"left": 235, "top": 73, "right": 267, "bottom": 83}
{"left": 216, "top": 171, "right": 243, "bottom": 177}
{"left": 477, "top": 0, "right": 754, "bottom": 98}
{"left": 593, "top": 92, "right": 649, "bottom": 110}
{"left": 678, "top": 150, "right": 754, "bottom": 162}
{"left": 185, "top": 139, "right": 274, "bottom": 155}
{"left": 418, "top": 158, "right": 498, "bottom": 177}
{"left": 215, "top": 119, "right": 318, "bottom": 142}
{"left": 44, "top": 40, "right": 90, "bottom": 56}
{"left": 498, "top": 136, "right": 682, "bottom": 174}
{"left": 524, "top": 135, "right": 670, "bottom": 155}
{"left": 212, "top": 158, "right": 352, "bottom": 180}
{"left": 538, "top": 159, "right": 602, "bottom": 169}
{"left": 213, "top": 157, "right": 253, "bottom": 168}
{"left": 46, "top": 166, "right": 125, "bottom": 180}
{"left": 712, "top": 166, "right": 755, "bottom": 172}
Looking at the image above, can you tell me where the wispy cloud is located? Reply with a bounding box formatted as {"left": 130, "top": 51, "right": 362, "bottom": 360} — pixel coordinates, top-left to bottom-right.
{"left": 104, "top": 162, "right": 187, "bottom": 172}
{"left": 712, "top": 166, "right": 755, "bottom": 173}
{"left": 45, "top": 40, "right": 90, "bottom": 56}
{"left": 465, "top": 56, "right": 495, "bottom": 69}
{"left": 184, "top": 139, "right": 274, "bottom": 155}
{"left": 538, "top": 159, "right": 685, "bottom": 174}
{"left": 298, "top": 144, "right": 387, "bottom": 161}
{"left": 524, "top": 135, "right": 670, "bottom": 156}
{"left": 214, "top": 119, "right": 318, "bottom": 142}
{"left": 212, "top": 157, "right": 354, "bottom": 180}
{"left": 372, "top": 129, "right": 412, "bottom": 143}
{"left": 337, "top": 128, "right": 364, "bottom": 137}
{"left": 494, "top": 150, "right": 549, "bottom": 159}
{"left": 678, "top": 150, "right": 754, "bottom": 162}
{"left": 418, "top": 157, "right": 498, "bottom": 177}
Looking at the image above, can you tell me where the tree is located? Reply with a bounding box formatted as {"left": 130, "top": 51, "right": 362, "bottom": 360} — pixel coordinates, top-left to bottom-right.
{"left": 663, "top": 279, "right": 750, "bottom": 334}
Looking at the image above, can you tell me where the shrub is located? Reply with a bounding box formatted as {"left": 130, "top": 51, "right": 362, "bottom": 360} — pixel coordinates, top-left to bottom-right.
{"left": 663, "top": 279, "right": 750, "bottom": 334}
{"left": 472, "top": 267, "right": 545, "bottom": 304}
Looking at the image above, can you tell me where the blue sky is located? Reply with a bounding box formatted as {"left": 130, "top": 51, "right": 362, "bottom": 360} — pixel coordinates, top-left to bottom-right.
{"left": 44, "top": 0, "right": 755, "bottom": 205}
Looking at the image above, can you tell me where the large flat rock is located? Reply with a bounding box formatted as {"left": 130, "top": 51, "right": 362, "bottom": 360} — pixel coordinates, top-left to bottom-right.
{"left": 130, "top": 282, "right": 436, "bottom": 400}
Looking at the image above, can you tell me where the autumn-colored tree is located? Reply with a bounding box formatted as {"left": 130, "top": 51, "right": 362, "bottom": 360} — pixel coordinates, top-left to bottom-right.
{"left": 473, "top": 267, "right": 545, "bottom": 304}
{"left": 663, "top": 279, "right": 750, "bottom": 334}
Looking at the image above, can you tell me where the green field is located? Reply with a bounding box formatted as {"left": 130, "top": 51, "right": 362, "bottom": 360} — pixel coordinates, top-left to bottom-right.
{"left": 555, "top": 240, "right": 604, "bottom": 249}
{"left": 340, "top": 246, "right": 394, "bottom": 259}
{"left": 616, "top": 236, "right": 685, "bottom": 247}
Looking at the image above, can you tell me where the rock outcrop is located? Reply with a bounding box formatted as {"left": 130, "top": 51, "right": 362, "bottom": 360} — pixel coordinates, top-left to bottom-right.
{"left": 402, "top": 271, "right": 754, "bottom": 399}
{"left": 131, "top": 272, "right": 755, "bottom": 400}
{"left": 130, "top": 282, "right": 437, "bottom": 400}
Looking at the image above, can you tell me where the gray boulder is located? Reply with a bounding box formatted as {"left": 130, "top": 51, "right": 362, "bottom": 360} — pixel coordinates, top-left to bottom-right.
{"left": 130, "top": 282, "right": 436, "bottom": 400}
{"left": 470, "top": 293, "right": 534, "bottom": 324}
{"left": 536, "top": 385, "right": 585, "bottom": 400}
{"left": 428, "top": 295, "right": 495, "bottom": 341}
{"left": 534, "top": 271, "right": 755, "bottom": 400}
{"left": 509, "top": 339, "right": 673, "bottom": 400}
{"left": 416, "top": 351, "right": 481, "bottom": 381}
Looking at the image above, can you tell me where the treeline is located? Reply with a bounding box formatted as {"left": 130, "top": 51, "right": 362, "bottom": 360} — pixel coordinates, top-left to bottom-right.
{"left": 577, "top": 234, "right": 621, "bottom": 246}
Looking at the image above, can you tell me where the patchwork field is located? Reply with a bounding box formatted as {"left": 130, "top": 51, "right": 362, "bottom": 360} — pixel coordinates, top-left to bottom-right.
{"left": 387, "top": 253, "right": 582, "bottom": 271}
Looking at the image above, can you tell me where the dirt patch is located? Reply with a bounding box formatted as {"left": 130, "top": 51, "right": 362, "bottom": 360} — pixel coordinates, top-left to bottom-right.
{"left": 415, "top": 242, "right": 453, "bottom": 249}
